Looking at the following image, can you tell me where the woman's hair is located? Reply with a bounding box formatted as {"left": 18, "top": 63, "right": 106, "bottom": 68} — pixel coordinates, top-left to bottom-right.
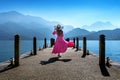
{"left": 57, "top": 29, "right": 63, "bottom": 36}
{"left": 55, "top": 24, "right": 63, "bottom": 36}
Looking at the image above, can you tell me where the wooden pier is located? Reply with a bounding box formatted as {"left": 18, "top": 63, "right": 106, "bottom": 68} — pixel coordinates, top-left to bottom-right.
{"left": 0, "top": 35, "right": 120, "bottom": 80}
{"left": 0, "top": 48, "right": 120, "bottom": 80}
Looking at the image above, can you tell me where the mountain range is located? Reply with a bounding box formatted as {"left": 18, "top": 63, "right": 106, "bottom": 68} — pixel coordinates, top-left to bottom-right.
{"left": 0, "top": 11, "right": 74, "bottom": 40}
{"left": 81, "top": 21, "right": 118, "bottom": 31}
{"left": 0, "top": 11, "right": 120, "bottom": 40}
{"left": 65, "top": 28, "right": 120, "bottom": 40}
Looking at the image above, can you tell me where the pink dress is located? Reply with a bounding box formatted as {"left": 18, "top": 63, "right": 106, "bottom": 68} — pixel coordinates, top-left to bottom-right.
{"left": 52, "top": 31, "right": 68, "bottom": 54}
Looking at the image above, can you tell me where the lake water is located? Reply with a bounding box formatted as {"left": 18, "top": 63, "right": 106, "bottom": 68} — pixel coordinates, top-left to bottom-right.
{"left": 0, "top": 40, "right": 50, "bottom": 62}
{"left": 0, "top": 40, "right": 120, "bottom": 63}
{"left": 79, "top": 40, "right": 120, "bottom": 63}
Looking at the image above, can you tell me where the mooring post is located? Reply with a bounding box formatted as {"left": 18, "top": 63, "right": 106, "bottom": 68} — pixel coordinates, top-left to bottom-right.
{"left": 82, "top": 37, "right": 87, "bottom": 58}
{"left": 14, "top": 34, "right": 20, "bottom": 66}
{"left": 33, "top": 37, "right": 37, "bottom": 55}
{"left": 73, "top": 38, "right": 75, "bottom": 48}
{"left": 99, "top": 35, "right": 105, "bottom": 67}
{"left": 50, "top": 38, "right": 55, "bottom": 47}
{"left": 76, "top": 37, "right": 79, "bottom": 51}
{"left": 44, "top": 38, "right": 47, "bottom": 48}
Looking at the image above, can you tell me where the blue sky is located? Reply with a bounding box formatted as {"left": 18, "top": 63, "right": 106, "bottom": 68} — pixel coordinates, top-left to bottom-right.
{"left": 0, "top": 0, "right": 120, "bottom": 27}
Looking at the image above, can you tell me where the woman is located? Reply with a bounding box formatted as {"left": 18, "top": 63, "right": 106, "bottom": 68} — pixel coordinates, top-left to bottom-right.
{"left": 52, "top": 24, "right": 68, "bottom": 58}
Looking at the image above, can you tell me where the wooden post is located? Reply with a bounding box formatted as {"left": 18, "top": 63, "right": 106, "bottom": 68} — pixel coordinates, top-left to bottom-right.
{"left": 44, "top": 38, "right": 47, "bottom": 48}
{"left": 14, "top": 34, "right": 20, "bottom": 66}
{"left": 76, "top": 37, "right": 79, "bottom": 51}
{"left": 99, "top": 35, "right": 105, "bottom": 67}
{"left": 50, "top": 38, "right": 55, "bottom": 47}
{"left": 82, "top": 37, "right": 87, "bottom": 58}
{"left": 33, "top": 37, "right": 37, "bottom": 55}
{"left": 73, "top": 38, "right": 75, "bottom": 48}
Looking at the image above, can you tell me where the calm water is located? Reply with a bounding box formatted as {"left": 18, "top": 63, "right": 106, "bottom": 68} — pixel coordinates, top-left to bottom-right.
{"left": 0, "top": 40, "right": 120, "bottom": 63}
{"left": 0, "top": 40, "right": 50, "bottom": 62}
{"left": 79, "top": 40, "right": 120, "bottom": 62}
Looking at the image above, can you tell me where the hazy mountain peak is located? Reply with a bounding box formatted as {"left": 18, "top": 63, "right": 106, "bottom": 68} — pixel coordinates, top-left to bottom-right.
{"left": 91, "top": 21, "right": 113, "bottom": 26}
{"left": 0, "top": 11, "right": 75, "bottom": 40}
{"left": 65, "top": 28, "right": 90, "bottom": 38}
{"left": 0, "top": 11, "right": 23, "bottom": 16}
{"left": 63, "top": 25, "right": 74, "bottom": 33}
{"left": 81, "top": 21, "right": 117, "bottom": 31}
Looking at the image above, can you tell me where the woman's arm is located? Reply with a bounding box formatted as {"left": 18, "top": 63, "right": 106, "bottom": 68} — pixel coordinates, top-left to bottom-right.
{"left": 52, "top": 30, "right": 57, "bottom": 35}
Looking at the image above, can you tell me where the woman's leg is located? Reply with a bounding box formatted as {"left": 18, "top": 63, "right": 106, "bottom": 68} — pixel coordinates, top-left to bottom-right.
{"left": 58, "top": 53, "right": 61, "bottom": 58}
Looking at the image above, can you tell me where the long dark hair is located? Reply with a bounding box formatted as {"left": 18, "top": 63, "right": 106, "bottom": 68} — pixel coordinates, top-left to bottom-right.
{"left": 57, "top": 29, "right": 63, "bottom": 36}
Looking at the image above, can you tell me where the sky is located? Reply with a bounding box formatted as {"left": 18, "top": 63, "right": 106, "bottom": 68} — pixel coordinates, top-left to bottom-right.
{"left": 0, "top": 0, "right": 120, "bottom": 27}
